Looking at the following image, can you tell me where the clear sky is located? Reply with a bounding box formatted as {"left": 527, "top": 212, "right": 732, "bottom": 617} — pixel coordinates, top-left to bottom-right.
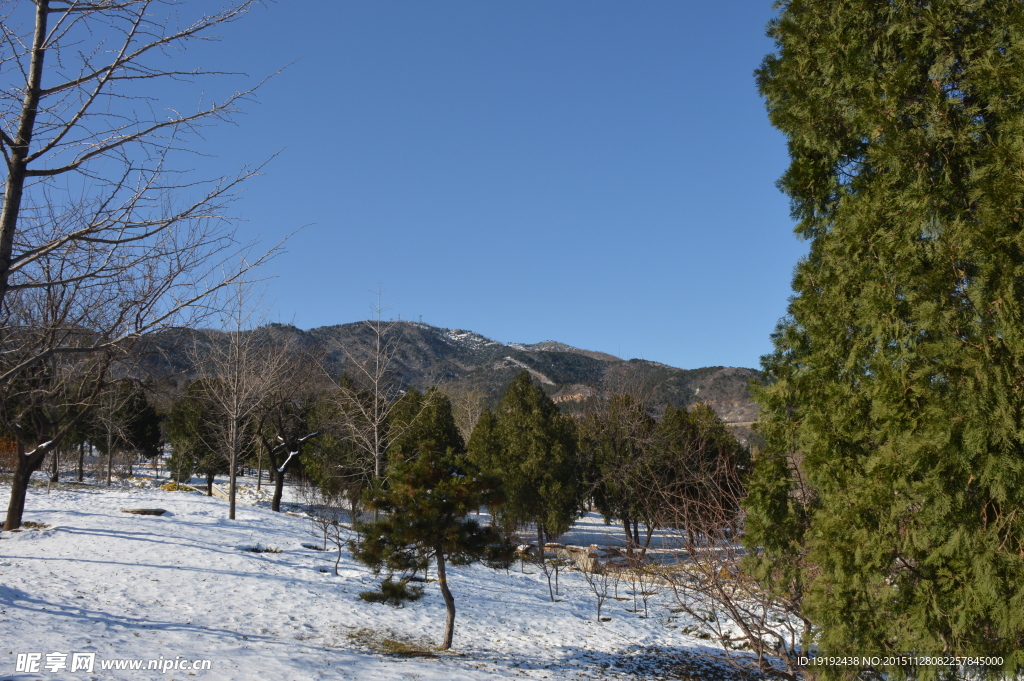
{"left": 183, "top": 1, "right": 805, "bottom": 370}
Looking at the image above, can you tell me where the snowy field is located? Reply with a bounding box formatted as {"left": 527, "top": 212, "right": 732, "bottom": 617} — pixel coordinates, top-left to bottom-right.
{"left": 0, "top": 477, "right": 740, "bottom": 681}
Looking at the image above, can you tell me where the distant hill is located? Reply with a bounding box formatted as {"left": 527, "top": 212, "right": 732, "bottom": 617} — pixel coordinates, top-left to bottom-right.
{"left": 139, "top": 321, "right": 762, "bottom": 442}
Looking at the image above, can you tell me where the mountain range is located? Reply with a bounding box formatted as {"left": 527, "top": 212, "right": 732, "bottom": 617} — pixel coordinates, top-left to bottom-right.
{"left": 143, "top": 321, "right": 762, "bottom": 443}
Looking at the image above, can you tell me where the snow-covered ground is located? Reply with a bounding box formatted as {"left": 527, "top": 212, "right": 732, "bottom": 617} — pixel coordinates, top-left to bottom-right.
{"left": 0, "top": 477, "right": 737, "bottom": 681}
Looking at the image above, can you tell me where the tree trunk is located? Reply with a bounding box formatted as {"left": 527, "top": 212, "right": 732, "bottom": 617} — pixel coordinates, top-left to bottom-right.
{"left": 265, "top": 442, "right": 285, "bottom": 512}
{"left": 435, "top": 546, "right": 456, "bottom": 651}
{"left": 77, "top": 441, "right": 84, "bottom": 482}
{"left": 638, "top": 524, "right": 655, "bottom": 561}
{"left": 272, "top": 466, "right": 285, "bottom": 512}
{"left": 538, "top": 524, "right": 554, "bottom": 601}
{"left": 49, "top": 449, "right": 59, "bottom": 483}
{"left": 0, "top": 2, "right": 48, "bottom": 311}
{"left": 621, "top": 517, "right": 634, "bottom": 559}
{"left": 4, "top": 442, "right": 47, "bottom": 530}
{"left": 228, "top": 420, "right": 238, "bottom": 520}
{"left": 206, "top": 470, "right": 214, "bottom": 496}
{"left": 229, "top": 455, "right": 237, "bottom": 520}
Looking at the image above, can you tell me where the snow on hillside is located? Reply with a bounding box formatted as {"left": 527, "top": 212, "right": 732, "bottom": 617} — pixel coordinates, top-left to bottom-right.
{"left": 0, "top": 481, "right": 740, "bottom": 681}
{"left": 439, "top": 327, "right": 502, "bottom": 351}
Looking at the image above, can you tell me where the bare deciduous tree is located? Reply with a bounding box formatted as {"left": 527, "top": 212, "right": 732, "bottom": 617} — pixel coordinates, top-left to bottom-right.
{"left": 335, "top": 291, "right": 403, "bottom": 482}
{"left": 250, "top": 338, "right": 329, "bottom": 511}
{"left": 0, "top": 1, "right": 277, "bottom": 527}
{"left": 656, "top": 445, "right": 812, "bottom": 680}
{"left": 330, "top": 291, "right": 430, "bottom": 497}
{"left": 93, "top": 381, "right": 138, "bottom": 487}
{"left": 439, "top": 381, "right": 488, "bottom": 443}
{"left": 0, "top": 339, "right": 108, "bottom": 529}
{"left": 298, "top": 481, "right": 348, "bottom": 575}
{"left": 192, "top": 286, "right": 290, "bottom": 520}
{"left": 580, "top": 552, "right": 614, "bottom": 623}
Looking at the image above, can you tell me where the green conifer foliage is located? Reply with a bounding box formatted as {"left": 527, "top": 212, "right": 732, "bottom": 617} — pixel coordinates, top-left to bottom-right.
{"left": 651, "top": 404, "right": 747, "bottom": 534}
{"left": 579, "top": 393, "right": 657, "bottom": 556}
{"left": 166, "top": 380, "right": 225, "bottom": 490}
{"left": 466, "top": 408, "right": 501, "bottom": 475}
{"left": 387, "top": 388, "right": 465, "bottom": 467}
{"left": 353, "top": 391, "right": 511, "bottom": 651}
{"left": 474, "top": 371, "right": 581, "bottom": 542}
{"left": 752, "top": 1, "right": 1024, "bottom": 673}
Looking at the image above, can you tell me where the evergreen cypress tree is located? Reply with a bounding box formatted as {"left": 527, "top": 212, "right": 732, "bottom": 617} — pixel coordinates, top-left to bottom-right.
{"left": 469, "top": 371, "right": 580, "bottom": 598}
{"left": 387, "top": 388, "right": 464, "bottom": 465}
{"left": 751, "top": 1, "right": 1024, "bottom": 673}
{"left": 652, "top": 403, "right": 747, "bottom": 534}
{"left": 167, "top": 381, "right": 225, "bottom": 493}
{"left": 466, "top": 408, "right": 501, "bottom": 475}
{"left": 579, "top": 393, "right": 657, "bottom": 558}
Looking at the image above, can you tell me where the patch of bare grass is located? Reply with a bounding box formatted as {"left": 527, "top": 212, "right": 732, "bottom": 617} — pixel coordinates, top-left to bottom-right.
{"left": 21, "top": 521, "right": 50, "bottom": 530}
{"left": 344, "top": 627, "right": 437, "bottom": 658}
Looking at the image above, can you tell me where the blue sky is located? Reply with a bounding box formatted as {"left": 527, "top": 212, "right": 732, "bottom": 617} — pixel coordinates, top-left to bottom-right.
{"left": 185, "top": 1, "right": 805, "bottom": 370}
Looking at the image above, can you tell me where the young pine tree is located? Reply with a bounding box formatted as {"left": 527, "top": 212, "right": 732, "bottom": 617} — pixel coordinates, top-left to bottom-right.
{"left": 751, "top": 2, "right": 1024, "bottom": 675}
{"left": 353, "top": 390, "right": 512, "bottom": 651}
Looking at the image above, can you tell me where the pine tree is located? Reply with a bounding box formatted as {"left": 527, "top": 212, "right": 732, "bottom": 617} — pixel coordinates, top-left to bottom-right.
{"left": 752, "top": 1, "right": 1024, "bottom": 674}
{"left": 353, "top": 390, "right": 511, "bottom": 651}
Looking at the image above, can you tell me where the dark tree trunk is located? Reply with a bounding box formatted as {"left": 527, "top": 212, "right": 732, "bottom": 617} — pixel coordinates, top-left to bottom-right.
{"left": 228, "top": 456, "right": 237, "bottom": 520}
{"left": 4, "top": 442, "right": 47, "bottom": 530}
{"left": 638, "top": 523, "right": 655, "bottom": 561}
{"left": 105, "top": 429, "right": 114, "bottom": 487}
{"left": 272, "top": 467, "right": 285, "bottom": 512}
{"left": 538, "top": 524, "right": 554, "bottom": 601}
{"left": 621, "top": 517, "right": 634, "bottom": 559}
{"left": 206, "top": 470, "right": 214, "bottom": 496}
{"left": 435, "top": 546, "right": 456, "bottom": 651}
{"left": 0, "top": 2, "right": 48, "bottom": 310}
{"left": 77, "top": 441, "right": 84, "bottom": 482}
{"left": 268, "top": 440, "right": 304, "bottom": 513}
{"left": 49, "top": 449, "right": 59, "bottom": 483}
{"left": 265, "top": 444, "right": 283, "bottom": 512}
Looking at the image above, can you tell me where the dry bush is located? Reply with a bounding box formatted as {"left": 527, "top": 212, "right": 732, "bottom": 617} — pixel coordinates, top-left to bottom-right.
{"left": 652, "top": 453, "right": 811, "bottom": 680}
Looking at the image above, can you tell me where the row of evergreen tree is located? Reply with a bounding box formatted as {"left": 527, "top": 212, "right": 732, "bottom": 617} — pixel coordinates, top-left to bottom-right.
{"left": 344, "top": 371, "right": 746, "bottom": 650}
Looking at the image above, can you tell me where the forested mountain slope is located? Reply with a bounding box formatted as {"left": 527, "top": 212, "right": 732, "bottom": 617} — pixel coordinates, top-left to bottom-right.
{"left": 140, "top": 321, "right": 761, "bottom": 435}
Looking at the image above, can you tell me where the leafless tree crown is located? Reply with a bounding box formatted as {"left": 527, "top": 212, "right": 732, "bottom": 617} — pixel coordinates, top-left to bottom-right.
{"left": 0, "top": 0, "right": 271, "bottom": 388}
